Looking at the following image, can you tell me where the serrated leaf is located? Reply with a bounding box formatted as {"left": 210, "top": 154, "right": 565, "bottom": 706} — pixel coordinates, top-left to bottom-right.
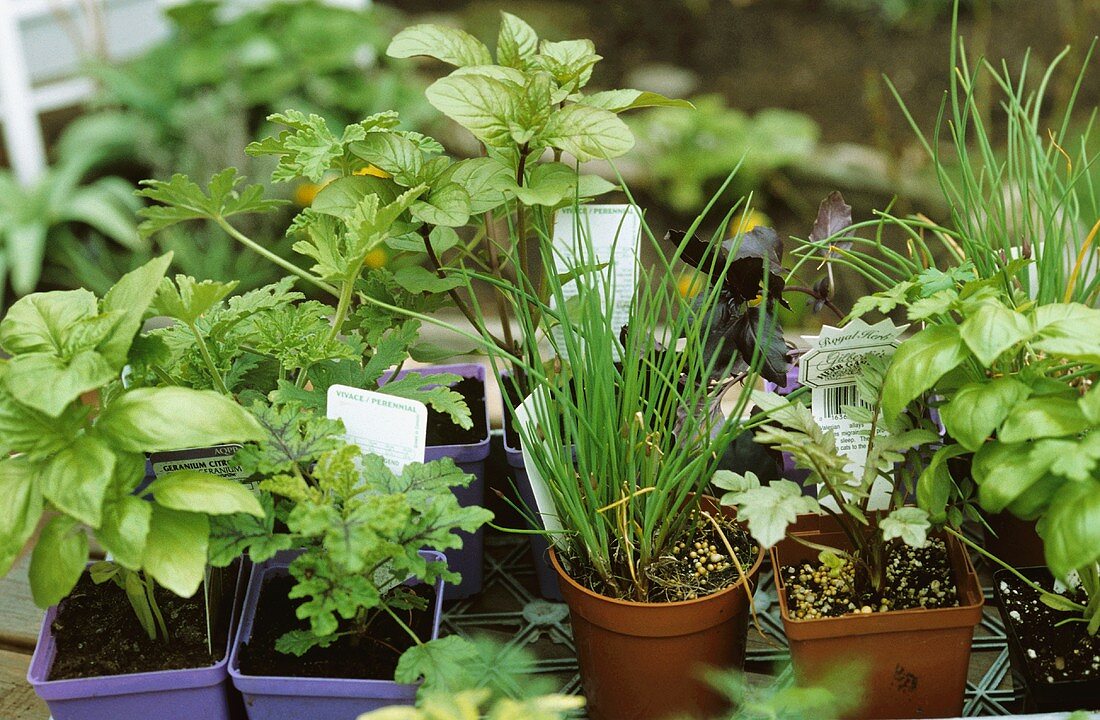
{"left": 446, "top": 157, "right": 511, "bottom": 214}
{"left": 137, "top": 169, "right": 284, "bottom": 236}
{"left": 349, "top": 133, "right": 425, "bottom": 187}
{"left": 425, "top": 75, "right": 519, "bottom": 148}
{"left": 387, "top": 24, "right": 493, "bottom": 67}
{"left": 497, "top": 12, "right": 538, "bottom": 68}
{"left": 395, "top": 635, "right": 480, "bottom": 694}
{"left": 539, "top": 104, "right": 634, "bottom": 161}
{"left": 721, "top": 480, "right": 819, "bottom": 548}
{"left": 410, "top": 183, "right": 471, "bottom": 227}
{"left": 579, "top": 89, "right": 693, "bottom": 112}
{"left": 153, "top": 275, "right": 237, "bottom": 325}
{"left": 381, "top": 372, "right": 474, "bottom": 430}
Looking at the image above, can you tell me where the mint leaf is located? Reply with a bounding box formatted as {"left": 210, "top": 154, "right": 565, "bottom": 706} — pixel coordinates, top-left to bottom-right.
{"left": 387, "top": 25, "right": 493, "bottom": 67}
{"left": 579, "top": 89, "right": 693, "bottom": 112}
{"left": 539, "top": 104, "right": 634, "bottom": 161}
{"left": 425, "top": 75, "right": 520, "bottom": 148}
{"left": 497, "top": 12, "right": 538, "bottom": 69}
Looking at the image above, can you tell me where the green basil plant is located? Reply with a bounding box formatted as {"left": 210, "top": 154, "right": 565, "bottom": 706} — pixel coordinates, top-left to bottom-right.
{"left": 0, "top": 253, "right": 266, "bottom": 639}
{"left": 864, "top": 263, "right": 1100, "bottom": 634}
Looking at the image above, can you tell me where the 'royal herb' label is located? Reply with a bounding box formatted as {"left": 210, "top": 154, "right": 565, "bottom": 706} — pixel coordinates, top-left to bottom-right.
{"left": 150, "top": 444, "right": 251, "bottom": 486}
{"left": 326, "top": 384, "right": 427, "bottom": 472}
{"left": 799, "top": 318, "right": 908, "bottom": 510}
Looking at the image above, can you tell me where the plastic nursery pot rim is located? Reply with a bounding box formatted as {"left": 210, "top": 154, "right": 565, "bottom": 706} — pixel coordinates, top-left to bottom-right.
{"left": 771, "top": 522, "right": 984, "bottom": 639}
{"left": 548, "top": 534, "right": 765, "bottom": 610}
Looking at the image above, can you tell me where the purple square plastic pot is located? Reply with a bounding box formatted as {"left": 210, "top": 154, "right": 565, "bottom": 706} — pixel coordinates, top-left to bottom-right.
{"left": 385, "top": 363, "right": 490, "bottom": 599}
{"left": 27, "top": 563, "right": 245, "bottom": 720}
{"left": 228, "top": 550, "right": 446, "bottom": 720}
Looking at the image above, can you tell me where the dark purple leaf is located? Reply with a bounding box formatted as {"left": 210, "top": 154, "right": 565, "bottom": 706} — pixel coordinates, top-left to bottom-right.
{"left": 722, "top": 227, "right": 788, "bottom": 304}
{"left": 731, "top": 303, "right": 791, "bottom": 386}
{"left": 811, "top": 191, "right": 853, "bottom": 259}
{"left": 664, "top": 229, "right": 712, "bottom": 271}
{"left": 811, "top": 275, "right": 832, "bottom": 313}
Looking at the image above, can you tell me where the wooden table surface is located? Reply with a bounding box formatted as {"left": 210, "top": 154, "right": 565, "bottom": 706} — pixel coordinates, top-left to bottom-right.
{"left": 0, "top": 556, "right": 49, "bottom": 720}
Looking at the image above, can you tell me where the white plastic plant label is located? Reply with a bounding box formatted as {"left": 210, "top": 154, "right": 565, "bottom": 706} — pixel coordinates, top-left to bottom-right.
{"left": 326, "top": 384, "right": 427, "bottom": 472}
{"left": 514, "top": 387, "right": 568, "bottom": 553}
{"left": 799, "top": 318, "right": 908, "bottom": 510}
{"left": 150, "top": 444, "right": 252, "bottom": 487}
{"left": 550, "top": 204, "right": 641, "bottom": 354}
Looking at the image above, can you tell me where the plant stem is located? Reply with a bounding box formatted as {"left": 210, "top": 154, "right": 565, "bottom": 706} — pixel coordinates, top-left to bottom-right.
{"left": 188, "top": 322, "right": 231, "bottom": 396}
{"left": 420, "top": 227, "right": 510, "bottom": 351}
{"left": 944, "top": 527, "right": 1085, "bottom": 610}
{"left": 214, "top": 216, "right": 339, "bottom": 297}
{"left": 377, "top": 601, "right": 423, "bottom": 647}
{"left": 144, "top": 571, "right": 169, "bottom": 642}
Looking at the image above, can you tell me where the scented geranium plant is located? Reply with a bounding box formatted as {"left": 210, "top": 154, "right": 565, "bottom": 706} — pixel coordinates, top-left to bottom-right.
{"left": 718, "top": 356, "right": 944, "bottom": 614}
{"left": 0, "top": 253, "right": 266, "bottom": 640}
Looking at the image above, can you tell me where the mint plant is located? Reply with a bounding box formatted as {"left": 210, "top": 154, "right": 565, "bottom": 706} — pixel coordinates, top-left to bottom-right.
{"left": 385, "top": 12, "right": 690, "bottom": 358}
{"left": 0, "top": 253, "right": 266, "bottom": 640}
{"left": 718, "top": 356, "right": 941, "bottom": 600}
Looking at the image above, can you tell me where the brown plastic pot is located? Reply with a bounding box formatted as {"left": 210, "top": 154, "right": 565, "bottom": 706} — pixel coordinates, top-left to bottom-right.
{"left": 981, "top": 511, "right": 1046, "bottom": 568}
{"left": 550, "top": 504, "right": 765, "bottom": 720}
{"left": 773, "top": 515, "right": 984, "bottom": 719}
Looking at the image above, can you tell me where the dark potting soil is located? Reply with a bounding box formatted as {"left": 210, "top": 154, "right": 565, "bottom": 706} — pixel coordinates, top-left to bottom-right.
{"left": 425, "top": 375, "right": 487, "bottom": 447}
{"left": 49, "top": 572, "right": 217, "bottom": 679}
{"left": 781, "top": 538, "right": 959, "bottom": 620}
{"left": 998, "top": 572, "right": 1100, "bottom": 684}
{"left": 238, "top": 575, "right": 435, "bottom": 680}
{"left": 567, "top": 510, "right": 759, "bottom": 603}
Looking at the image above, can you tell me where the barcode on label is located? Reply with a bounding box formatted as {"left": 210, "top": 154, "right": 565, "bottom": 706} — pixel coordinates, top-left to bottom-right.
{"left": 819, "top": 384, "right": 871, "bottom": 418}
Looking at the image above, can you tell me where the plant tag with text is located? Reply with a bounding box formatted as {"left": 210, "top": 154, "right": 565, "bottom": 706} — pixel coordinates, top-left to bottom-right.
{"left": 150, "top": 444, "right": 253, "bottom": 487}
{"left": 550, "top": 204, "right": 641, "bottom": 356}
{"left": 326, "top": 385, "right": 427, "bottom": 472}
{"left": 799, "top": 318, "right": 908, "bottom": 510}
{"left": 514, "top": 387, "right": 569, "bottom": 554}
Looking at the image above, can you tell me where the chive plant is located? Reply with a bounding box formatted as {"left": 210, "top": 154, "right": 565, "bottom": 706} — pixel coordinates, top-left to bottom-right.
{"left": 802, "top": 10, "right": 1100, "bottom": 304}
{"left": 453, "top": 190, "right": 788, "bottom": 602}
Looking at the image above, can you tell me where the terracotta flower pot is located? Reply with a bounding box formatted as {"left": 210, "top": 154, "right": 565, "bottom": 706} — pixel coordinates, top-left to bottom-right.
{"left": 550, "top": 505, "right": 765, "bottom": 720}
{"left": 772, "top": 515, "right": 984, "bottom": 719}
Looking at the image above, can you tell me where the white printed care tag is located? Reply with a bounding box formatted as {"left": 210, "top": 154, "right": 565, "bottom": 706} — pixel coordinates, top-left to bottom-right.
{"left": 514, "top": 388, "right": 568, "bottom": 553}
{"left": 550, "top": 204, "right": 641, "bottom": 354}
{"left": 326, "top": 385, "right": 427, "bottom": 472}
{"left": 799, "top": 319, "right": 908, "bottom": 511}
{"left": 150, "top": 444, "right": 252, "bottom": 487}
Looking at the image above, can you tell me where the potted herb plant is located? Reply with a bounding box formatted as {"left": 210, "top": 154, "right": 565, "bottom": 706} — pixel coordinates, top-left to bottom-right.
{"left": 437, "top": 188, "right": 830, "bottom": 719}
{"left": 719, "top": 355, "right": 984, "bottom": 719}
{"left": 220, "top": 414, "right": 490, "bottom": 719}
{"left": 0, "top": 254, "right": 271, "bottom": 720}
{"left": 868, "top": 270, "right": 1100, "bottom": 712}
